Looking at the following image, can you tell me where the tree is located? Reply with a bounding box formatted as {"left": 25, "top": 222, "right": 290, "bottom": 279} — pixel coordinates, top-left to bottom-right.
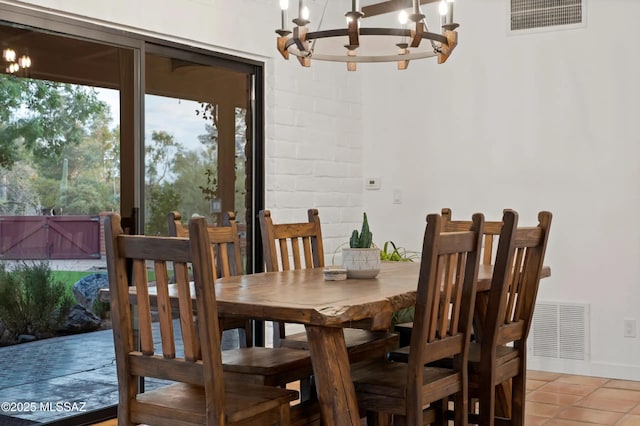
{"left": 144, "top": 131, "right": 185, "bottom": 235}
{"left": 0, "top": 75, "right": 108, "bottom": 170}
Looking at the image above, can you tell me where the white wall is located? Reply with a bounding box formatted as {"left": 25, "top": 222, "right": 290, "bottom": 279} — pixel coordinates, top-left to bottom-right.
{"left": 361, "top": 0, "right": 640, "bottom": 379}
{"left": 5, "top": 0, "right": 639, "bottom": 379}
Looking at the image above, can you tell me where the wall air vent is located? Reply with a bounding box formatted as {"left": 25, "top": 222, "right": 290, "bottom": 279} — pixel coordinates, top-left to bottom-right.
{"left": 529, "top": 302, "right": 589, "bottom": 361}
{"left": 511, "top": 0, "right": 585, "bottom": 32}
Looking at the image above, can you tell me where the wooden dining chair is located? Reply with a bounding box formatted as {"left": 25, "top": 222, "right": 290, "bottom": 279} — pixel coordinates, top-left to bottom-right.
{"left": 466, "top": 209, "right": 552, "bottom": 426}
{"left": 104, "top": 213, "right": 299, "bottom": 425}
{"left": 168, "top": 210, "right": 253, "bottom": 348}
{"left": 350, "top": 212, "right": 485, "bottom": 426}
{"left": 395, "top": 207, "right": 504, "bottom": 347}
{"left": 166, "top": 211, "right": 317, "bottom": 405}
{"left": 259, "top": 208, "right": 399, "bottom": 363}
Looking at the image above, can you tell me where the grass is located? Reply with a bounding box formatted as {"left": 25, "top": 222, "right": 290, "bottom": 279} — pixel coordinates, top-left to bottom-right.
{"left": 52, "top": 270, "right": 104, "bottom": 299}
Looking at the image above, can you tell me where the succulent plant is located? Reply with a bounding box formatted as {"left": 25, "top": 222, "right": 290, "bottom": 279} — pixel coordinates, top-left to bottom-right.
{"left": 349, "top": 212, "right": 373, "bottom": 248}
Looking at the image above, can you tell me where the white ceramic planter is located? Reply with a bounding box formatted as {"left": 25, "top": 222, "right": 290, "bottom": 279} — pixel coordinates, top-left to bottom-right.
{"left": 341, "top": 247, "right": 381, "bottom": 279}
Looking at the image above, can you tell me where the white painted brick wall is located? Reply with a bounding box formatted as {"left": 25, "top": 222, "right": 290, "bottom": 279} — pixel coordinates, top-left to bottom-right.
{"left": 266, "top": 60, "right": 365, "bottom": 260}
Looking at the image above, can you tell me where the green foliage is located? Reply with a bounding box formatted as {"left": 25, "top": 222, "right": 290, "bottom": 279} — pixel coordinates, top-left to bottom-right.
{"left": 380, "top": 241, "right": 420, "bottom": 262}
{"left": 349, "top": 212, "right": 373, "bottom": 248}
{"left": 198, "top": 168, "right": 217, "bottom": 202}
{"left": 0, "top": 262, "right": 74, "bottom": 338}
{"left": 380, "top": 242, "right": 419, "bottom": 324}
{"left": 145, "top": 182, "right": 182, "bottom": 236}
{"left": 0, "top": 75, "right": 108, "bottom": 169}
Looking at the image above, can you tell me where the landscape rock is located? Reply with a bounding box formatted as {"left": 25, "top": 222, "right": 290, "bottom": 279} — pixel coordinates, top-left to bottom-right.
{"left": 18, "top": 334, "right": 36, "bottom": 343}
{"left": 72, "top": 273, "right": 109, "bottom": 313}
{"left": 59, "top": 304, "right": 101, "bottom": 333}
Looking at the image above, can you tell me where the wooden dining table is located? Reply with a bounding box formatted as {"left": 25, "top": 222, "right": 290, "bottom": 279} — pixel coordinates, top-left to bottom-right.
{"left": 213, "top": 261, "right": 550, "bottom": 426}
{"left": 110, "top": 260, "right": 550, "bottom": 426}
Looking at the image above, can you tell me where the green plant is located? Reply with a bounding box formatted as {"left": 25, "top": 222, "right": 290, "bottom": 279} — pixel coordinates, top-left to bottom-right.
{"left": 379, "top": 241, "right": 420, "bottom": 262}
{"left": 0, "top": 261, "right": 74, "bottom": 339}
{"left": 349, "top": 212, "right": 373, "bottom": 248}
{"left": 380, "top": 241, "right": 420, "bottom": 325}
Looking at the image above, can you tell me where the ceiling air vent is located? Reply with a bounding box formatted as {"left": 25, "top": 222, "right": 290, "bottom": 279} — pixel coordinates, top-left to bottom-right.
{"left": 511, "top": 0, "right": 584, "bottom": 32}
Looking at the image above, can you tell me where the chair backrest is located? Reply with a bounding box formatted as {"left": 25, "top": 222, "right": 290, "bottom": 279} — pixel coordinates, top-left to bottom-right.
{"left": 259, "top": 209, "right": 324, "bottom": 272}
{"left": 105, "top": 213, "right": 226, "bottom": 423}
{"left": 441, "top": 207, "right": 503, "bottom": 265}
{"left": 481, "top": 209, "right": 552, "bottom": 352}
{"left": 168, "top": 210, "right": 244, "bottom": 278}
{"left": 407, "top": 212, "right": 484, "bottom": 380}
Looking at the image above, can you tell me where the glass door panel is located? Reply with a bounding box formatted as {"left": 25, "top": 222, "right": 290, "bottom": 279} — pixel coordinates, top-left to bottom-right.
{"left": 143, "top": 51, "right": 253, "bottom": 271}
{"left": 0, "top": 22, "right": 134, "bottom": 424}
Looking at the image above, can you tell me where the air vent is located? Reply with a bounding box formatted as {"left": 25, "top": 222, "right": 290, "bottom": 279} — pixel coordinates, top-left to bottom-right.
{"left": 511, "top": 0, "right": 584, "bottom": 32}
{"left": 530, "top": 302, "right": 589, "bottom": 361}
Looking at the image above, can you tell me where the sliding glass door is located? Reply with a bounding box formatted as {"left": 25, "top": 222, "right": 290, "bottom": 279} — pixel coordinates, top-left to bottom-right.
{"left": 0, "top": 6, "right": 263, "bottom": 424}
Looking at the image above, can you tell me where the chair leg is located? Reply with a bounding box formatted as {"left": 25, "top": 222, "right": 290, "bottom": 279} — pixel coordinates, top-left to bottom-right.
{"left": 478, "top": 382, "right": 496, "bottom": 426}
{"left": 366, "top": 410, "right": 391, "bottom": 426}
{"left": 453, "top": 391, "right": 468, "bottom": 426}
{"left": 510, "top": 374, "right": 525, "bottom": 426}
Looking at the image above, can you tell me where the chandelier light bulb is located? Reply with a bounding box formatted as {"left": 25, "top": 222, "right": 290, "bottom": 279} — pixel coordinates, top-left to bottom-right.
{"left": 439, "top": 0, "right": 448, "bottom": 16}
{"left": 398, "top": 10, "right": 408, "bottom": 25}
{"left": 280, "top": 0, "right": 288, "bottom": 10}
{"left": 8, "top": 62, "right": 19, "bottom": 73}
{"left": 18, "top": 55, "right": 31, "bottom": 68}
{"left": 301, "top": 5, "right": 309, "bottom": 20}
{"left": 3, "top": 48, "right": 16, "bottom": 62}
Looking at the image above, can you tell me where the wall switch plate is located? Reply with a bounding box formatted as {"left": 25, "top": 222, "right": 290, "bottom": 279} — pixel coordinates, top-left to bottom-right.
{"left": 365, "top": 177, "right": 380, "bottom": 190}
{"left": 624, "top": 319, "right": 636, "bottom": 338}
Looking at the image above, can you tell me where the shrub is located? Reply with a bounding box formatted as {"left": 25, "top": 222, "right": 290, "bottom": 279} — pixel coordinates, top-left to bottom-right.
{"left": 0, "top": 261, "right": 74, "bottom": 339}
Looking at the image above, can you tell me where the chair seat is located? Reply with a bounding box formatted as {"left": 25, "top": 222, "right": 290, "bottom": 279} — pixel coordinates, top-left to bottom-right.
{"left": 350, "top": 360, "right": 461, "bottom": 415}
{"left": 133, "top": 381, "right": 298, "bottom": 425}
{"left": 279, "top": 328, "right": 399, "bottom": 363}
{"left": 222, "top": 347, "right": 314, "bottom": 387}
{"left": 388, "top": 342, "right": 519, "bottom": 369}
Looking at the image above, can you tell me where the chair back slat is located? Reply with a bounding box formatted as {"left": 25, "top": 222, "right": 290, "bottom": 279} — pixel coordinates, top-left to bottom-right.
{"left": 482, "top": 210, "right": 552, "bottom": 352}
{"left": 168, "top": 211, "right": 244, "bottom": 278}
{"left": 442, "top": 207, "right": 502, "bottom": 265}
{"left": 154, "top": 260, "right": 177, "bottom": 358}
{"left": 133, "top": 259, "right": 154, "bottom": 356}
{"left": 259, "top": 209, "right": 324, "bottom": 272}
{"left": 408, "top": 212, "right": 484, "bottom": 368}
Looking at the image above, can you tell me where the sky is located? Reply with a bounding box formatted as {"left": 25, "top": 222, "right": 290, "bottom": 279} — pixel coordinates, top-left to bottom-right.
{"left": 95, "top": 87, "right": 207, "bottom": 152}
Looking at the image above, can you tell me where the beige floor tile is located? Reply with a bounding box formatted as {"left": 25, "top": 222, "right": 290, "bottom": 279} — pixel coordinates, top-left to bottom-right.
{"left": 558, "top": 406, "right": 623, "bottom": 425}
{"left": 528, "top": 370, "right": 565, "bottom": 382}
{"left": 556, "top": 375, "right": 610, "bottom": 387}
{"left": 528, "top": 379, "right": 550, "bottom": 391}
{"left": 538, "top": 381, "right": 598, "bottom": 397}
{"left": 526, "top": 414, "right": 551, "bottom": 425}
{"left": 606, "top": 380, "right": 640, "bottom": 392}
{"left": 589, "top": 388, "right": 640, "bottom": 402}
{"left": 527, "top": 402, "right": 564, "bottom": 418}
{"left": 527, "top": 390, "right": 583, "bottom": 406}
{"left": 616, "top": 414, "right": 640, "bottom": 426}
{"left": 631, "top": 403, "right": 640, "bottom": 415}
{"left": 575, "top": 395, "right": 638, "bottom": 413}
{"left": 543, "top": 419, "right": 599, "bottom": 425}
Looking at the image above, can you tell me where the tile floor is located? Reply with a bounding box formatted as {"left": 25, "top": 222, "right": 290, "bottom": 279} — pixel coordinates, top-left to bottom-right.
{"left": 91, "top": 371, "right": 640, "bottom": 425}
{"left": 525, "top": 370, "right": 640, "bottom": 425}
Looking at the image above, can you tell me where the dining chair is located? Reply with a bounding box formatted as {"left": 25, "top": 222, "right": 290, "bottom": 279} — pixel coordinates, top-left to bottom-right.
{"left": 395, "top": 207, "right": 503, "bottom": 347}
{"left": 259, "top": 208, "right": 399, "bottom": 363}
{"left": 466, "top": 209, "right": 552, "bottom": 426}
{"left": 104, "top": 213, "right": 299, "bottom": 425}
{"left": 168, "top": 210, "right": 252, "bottom": 347}
{"left": 350, "top": 212, "right": 485, "bottom": 426}
{"left": 166, "top": 211, "right": 318, "bottom": 405}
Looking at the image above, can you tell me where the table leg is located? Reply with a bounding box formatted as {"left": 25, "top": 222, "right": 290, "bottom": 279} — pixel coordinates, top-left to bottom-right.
{"left": 305, "top": 325, "right": 361, "bottom": 426}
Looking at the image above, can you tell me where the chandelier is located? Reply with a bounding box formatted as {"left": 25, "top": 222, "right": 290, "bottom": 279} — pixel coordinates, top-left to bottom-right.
{"left": 275, "top": 0, "right": 458, "bottom": 71}
{"left": 3, "top": 48, "right": 32, "bottom": 74}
